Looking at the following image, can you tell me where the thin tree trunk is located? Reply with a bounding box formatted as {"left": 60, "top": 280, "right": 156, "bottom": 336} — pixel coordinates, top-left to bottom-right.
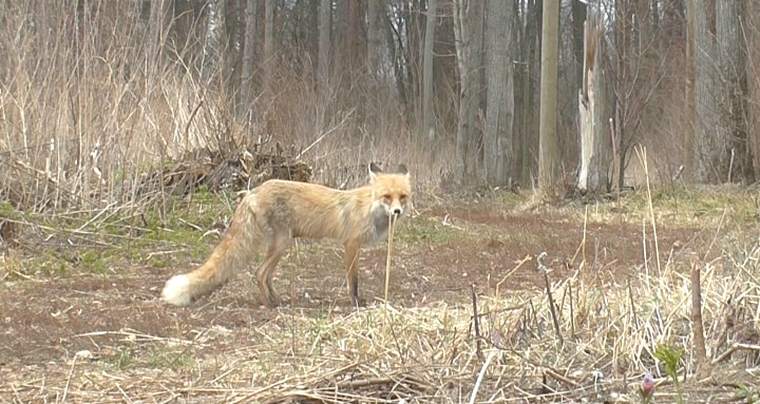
{"left": 571, "top": 0, "right": 586, "bottom": 86}
{"left": 240, "top": 0, "right": 258, "bottom": 120}
{"left": 520, "top": 0, "right": 542, "bottom": 186}
{"left": 318, "top": 0, "right": 331, "bottom": 102}
{"left": 367, "top": 0, "right": 384, "bottom": 79}
{"left": 716, "top": 1, "right": 755, "bottom": 182}
{"left": 483, "top": 0, "right": 513, "bottom": 185}
{"left": 263, "top": 0, "right": 275, "bottom": 94}
{"left": 692, "top": 1, "right": 724, "bottom": 183}
{"left": 453, "top": 0, "right": 484, "bottom": 181}
{"left": 421, "top": 0, "right": 437, "bottom": 143}
{"left": 538, "top": 0, "right": 560, "bottom": 199}
{"left": 202, "top": 0, "right": 227, "bottom": 81}
{"left": 146, "top": 0, "right": 167, "bottom": 80}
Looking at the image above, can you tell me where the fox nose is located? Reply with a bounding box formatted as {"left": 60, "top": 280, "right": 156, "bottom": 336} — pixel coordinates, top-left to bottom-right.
{"left": 392, "top": 208, "right": 402, "bottom": 216}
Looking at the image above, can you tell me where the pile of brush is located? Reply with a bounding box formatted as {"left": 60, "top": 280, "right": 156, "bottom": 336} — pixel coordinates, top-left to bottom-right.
{"left": 138, "top": 146, "right": 312, "bottom": 197}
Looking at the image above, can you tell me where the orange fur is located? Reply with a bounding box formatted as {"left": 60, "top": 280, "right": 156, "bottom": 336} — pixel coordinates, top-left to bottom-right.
{"left": 161, "top": 163, "right": 412, "bottom": 308}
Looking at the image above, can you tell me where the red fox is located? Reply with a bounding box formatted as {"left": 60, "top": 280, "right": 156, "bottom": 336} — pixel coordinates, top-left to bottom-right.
{"left": 161, "top": 163, "right": 411, "bottom": 308}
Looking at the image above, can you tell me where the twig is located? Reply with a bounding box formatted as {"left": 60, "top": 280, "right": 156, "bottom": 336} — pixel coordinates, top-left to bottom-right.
{"left": 495, "top": 255, "right": 532, "bottom": 296}
{"left": 702, "top": 207, "right": 727, "bottom": 261}
{"left": 116, "top": 383, "right": 135, "bottom": 404}
{"left": 471, "top": 284, "right": 483, "bottom": 360}
{"left": 61, "top": 355, "right": 78, "bottom": 403}
{"left": 571, "top": 205, "right": 589, "bottom": 265}
{"left": 569, "top": 281, "right": 575, "bottom": 337}
{"left": 627, "top": 279, "right": 639, "bottom": 328}
{"left": 712, "top": 343, "right": 760, "bottom": 365}
{"left": 544, "top": 368, "right": 580, "bottom": 388}
{"left": 538, "top": 252, "right": 563, "bottom": 345}
{"left": 295, "top": 108, "right": 355, "bottom": 161}
{"left": 691, "top": 261, "right": 708, "bottom": 376}
{"left": 634, "top": 145, "right": 661, "bottom": 276}
{"left": 468, "top": 349, "right": 497, "bottom": 404}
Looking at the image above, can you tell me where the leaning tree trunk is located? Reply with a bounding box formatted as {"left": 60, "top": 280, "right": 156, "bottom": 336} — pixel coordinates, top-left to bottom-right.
{"left": 483, "top": 0, "right": 513, "bottom": 186}
{"left": 716, "top": 1, "right": 755, "bottom": 183}
{"left": 577, "top": 12, "right": 612, "bottom": 194}
{"left": 453, "top": 0, "right": 484, "bottom": 181}
{"left": 538, "top": 0, "right": 560, "bottom": 199}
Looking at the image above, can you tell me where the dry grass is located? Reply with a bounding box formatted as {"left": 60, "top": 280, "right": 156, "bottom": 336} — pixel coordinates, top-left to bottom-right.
{"left": 2, "top": 186, "right": 759, "bottom": 403}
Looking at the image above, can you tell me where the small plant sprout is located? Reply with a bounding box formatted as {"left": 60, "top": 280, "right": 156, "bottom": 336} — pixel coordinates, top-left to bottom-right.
{"left": 639, "top": 371, "right": 655, "bottom": 404}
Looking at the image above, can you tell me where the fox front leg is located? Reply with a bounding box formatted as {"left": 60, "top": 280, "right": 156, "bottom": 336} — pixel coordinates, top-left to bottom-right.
{"left": 343, "top": 241, "right": 364, "bottom": 308}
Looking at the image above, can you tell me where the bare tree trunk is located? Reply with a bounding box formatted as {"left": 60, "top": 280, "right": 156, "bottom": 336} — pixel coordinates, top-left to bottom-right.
{"left": 577, "top": 12, "right": 612, "bottom": 194}
{"left": 240, "top": 0, "right": 258, "bottom": 120}
{"left": 515, "top": 0, "right": 542, "bottom": 187}
{"left": 146, "top": 0, "right": 167, "bottom": 80}
{"left": 571, "top": 0, "right": 586, "bottom": 86}
{"left": 318, "top": 0, "right": 331, "bottom": 103}
{"left": 202, "top": 0, "right": 227, "bottom": 81}
{"left": 453, "top": 0, "right": 485, "bottom": 181}
{"left": 421, "top": 0, "right": 437, "bottom": 143}
{"left": 263, "top": 0, "right": 275, "bottom": 94}
{"left": 367, "top": 0, "right": 384, "bottom": 79}
{"left": 538, "top": 0, "right": 560, "bottom": 199}
{"left": 685, "top": 0, "right": 696, "bottom": 180}
{"left": 483, "top": 0, "right": 513, "bottom": 186}
{"left": 692, "top": 1, "right": 724, "bottom": 183}
{"left": 716, "top": 1, "right": 755, "bottom": 183}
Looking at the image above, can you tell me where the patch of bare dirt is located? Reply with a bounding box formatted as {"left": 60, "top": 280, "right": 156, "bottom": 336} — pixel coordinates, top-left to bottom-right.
{"left": 0, "top": 204, "right": 710, "bottom": 369}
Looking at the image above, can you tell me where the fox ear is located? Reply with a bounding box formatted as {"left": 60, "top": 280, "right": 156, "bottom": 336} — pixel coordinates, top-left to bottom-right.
{"left": 368, "top": 162, "right": 382, "bottom": 181}
{"left": 397, "top": 164, "right": 408, "bottom": 175}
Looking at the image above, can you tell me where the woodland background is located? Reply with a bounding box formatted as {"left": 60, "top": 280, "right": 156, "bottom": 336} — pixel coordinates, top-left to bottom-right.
{"left": 1, "top": 0, "right": 759, "bottom": 208}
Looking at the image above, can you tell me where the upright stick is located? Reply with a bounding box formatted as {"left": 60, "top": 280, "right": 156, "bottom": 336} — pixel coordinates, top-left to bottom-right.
{"left": 384, "top": 213, "right": 395, "bottom": 302}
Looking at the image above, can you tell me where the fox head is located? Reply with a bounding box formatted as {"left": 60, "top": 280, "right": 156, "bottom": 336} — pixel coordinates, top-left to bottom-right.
{"left": 368, "top": 162, "right": 411, "bottom": 218}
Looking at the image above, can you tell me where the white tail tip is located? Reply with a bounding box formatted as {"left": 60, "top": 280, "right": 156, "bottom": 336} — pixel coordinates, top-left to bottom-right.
{"left": 161, "top": 274, "right": 192, "bottom": 306}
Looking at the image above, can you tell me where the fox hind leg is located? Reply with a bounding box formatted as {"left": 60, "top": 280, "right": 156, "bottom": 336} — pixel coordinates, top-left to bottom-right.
{"left": 256, "top": 232, "right": 291, "bottom": 307}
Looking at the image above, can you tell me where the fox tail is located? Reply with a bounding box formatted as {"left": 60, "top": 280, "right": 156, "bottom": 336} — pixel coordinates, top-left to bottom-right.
{"left": 161, "top": 195, "right": 260, "bottom": 306}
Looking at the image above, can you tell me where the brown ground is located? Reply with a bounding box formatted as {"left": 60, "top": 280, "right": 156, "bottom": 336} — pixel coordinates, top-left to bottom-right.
{"left": 1, "top": 202, "right": 703, "bottom": 362}
{"left": 0, "top": 196, "right": 743, "bottom": 402}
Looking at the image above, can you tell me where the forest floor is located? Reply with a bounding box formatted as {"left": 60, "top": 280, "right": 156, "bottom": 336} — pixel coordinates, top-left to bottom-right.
{"left": 1, "top": 184, "right": 760, "bottom": 403}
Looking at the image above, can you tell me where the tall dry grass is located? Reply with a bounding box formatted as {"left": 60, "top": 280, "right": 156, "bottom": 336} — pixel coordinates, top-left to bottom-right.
{"left": 0, "top": 1, "right": 448, "bottom": 215}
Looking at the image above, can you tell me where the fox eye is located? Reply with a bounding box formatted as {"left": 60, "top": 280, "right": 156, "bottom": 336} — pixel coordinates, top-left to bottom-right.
{"left": 399, "top": 194, "right": 407, "bottom": 201}
{"left": 383, "top": 194, "right": 392, "bottom": 200}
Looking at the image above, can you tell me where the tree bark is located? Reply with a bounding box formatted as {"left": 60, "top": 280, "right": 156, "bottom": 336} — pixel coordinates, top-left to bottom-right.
{"left": 538, "top": 0, "right": 560, "bottom": 199}
{"left": 515, "top": 0, "right": 542, "bottom": 187}
{"left": 318, "top": 0, "right": 331, "bottom": 102}
{"left": 263, "top": 0, "right": 275, "bottom": 94}
{"left": 202, "top": 0, "right": 227, "bottom": 81}
{"left": 421, "top": 0, "right": 437, "bottom": 143}
{"left": 453, "top": 0, "right": 485, "bottom": 180}
{"left": 716, "top": 1, "right": 755, "bottom": 183}
{"left": 692, "top": 1, "right": 724, "bottom": 183}
{"left": 240, "top": 0, "right": 258, "bottom": 120}
{"left": 483, "top": 0, "right": 513, "bottom": 186}
{"left": 367, "top": 0, "right": 384, "bottom": 79}
{"left": 146, "top": 0, "right": 167, "bottom": 79}
{"left": 577, "top": 12, "right": 612, "bottom": 194}
{"left": 571, "top": 0, "right": 586, "bottom": 86}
